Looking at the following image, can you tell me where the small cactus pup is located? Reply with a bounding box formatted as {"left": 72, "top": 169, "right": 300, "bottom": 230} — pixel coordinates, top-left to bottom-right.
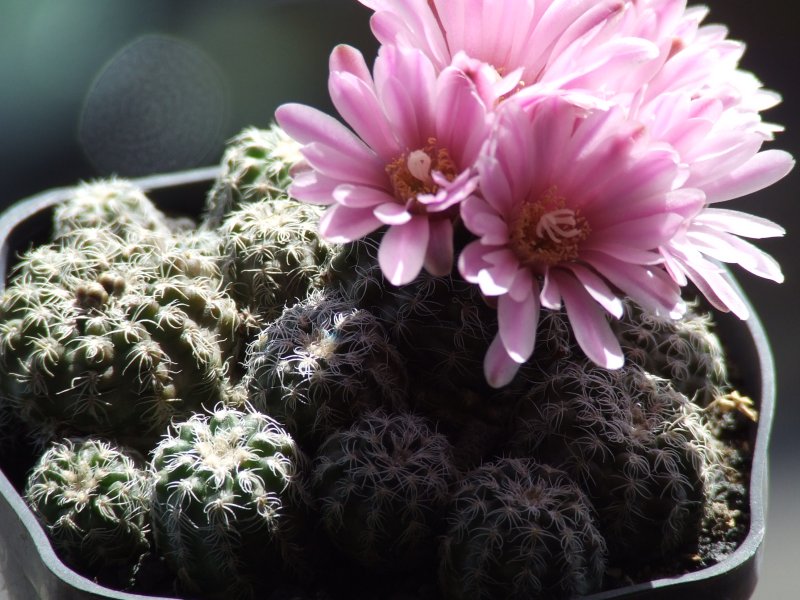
{"left": 150, "top": 405, "right": 310, "bottom": 600}
{"left": 439, "top": 458, "right": 607, "bottom": 600}
{"left": 506, "top": 359, "right": 722, "bottom": 565}
{"left": 611, "top": 297, "right": 731, "bottom": 408}
{"left": 218, "top": 198, "right": 336, "bottom": 320}
{"left": 244, "top": 290, "right": 408, "bottom": 451}
{"left": 23, "top": 437, "right": 151, "bottom": 583}
{"left": 0, "top": 222, "right": 245, "bottom": 453}
{"left": 203, "top": 124, "right": 304, "bottom": 228}
{"left": 51, "top": 178, "right": 175, "bottom": 240}
{"left": 311, "top": 409, "right": 457, "bottom": 572}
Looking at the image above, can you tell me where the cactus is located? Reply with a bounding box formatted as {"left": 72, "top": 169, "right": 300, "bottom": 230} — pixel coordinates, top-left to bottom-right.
{"left": 219, "top": 198, "right": 335, "bottom": 320}
{"left": 0, "top": 224, "right": 246, "bottom": 452}
{"left": 24, "top": 437, "right": 151, "bottom": 578}
{"left": 611, "top": 298, "right": 730, "bottom": 407}
{"left": 203, "top": 125, "right": 304, "bottom": 228}
{"left": 52, "top": 178, "right": 175, "bottom": 240}
{"left": 150, "top": 406, "right": 310, "bottom": 599}
{"left": 439, "top": 458, "right": 606, "bottom": 599}
{"left": 244, "top": 290, "right": 408, "bottom": 451}
{"left": 311, "top": 409, "right": 457, "bottom": 571}
{"left": 505, "top": 359, "right": 721, "bottom": 563}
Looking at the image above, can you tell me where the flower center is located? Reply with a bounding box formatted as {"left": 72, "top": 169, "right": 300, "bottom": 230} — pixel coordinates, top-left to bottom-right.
{"left": 509, "top": 186, "right": 590, "bottom": 267}
{"left": 386, "top": 138, "right": 457, "bottom": 212}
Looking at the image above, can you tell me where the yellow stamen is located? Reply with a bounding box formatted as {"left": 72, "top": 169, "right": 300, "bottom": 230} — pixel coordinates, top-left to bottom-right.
{"left": 386, "top": 138, "right": 457, "bottom": 212}
{"left": 509, "top": 186, "right": 590, "bottom": 267}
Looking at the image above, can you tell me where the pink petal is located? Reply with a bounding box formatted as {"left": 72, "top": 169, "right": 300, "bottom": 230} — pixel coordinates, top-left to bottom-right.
{"left": 319, "top": 204, "right": 383, "bottom": 243}
{"left": 333, "top": 184, "right": 396, "bottom": 209}
{"left": 329, "top": 71, "right": 400, "bottom": 161}
{"left": 423, "top": 218, "right": 454, "bottom": 277}
{"left": 458, "top": 240, "right": 493, "bottom": 283}
{"left": 288, "top": 170, "right": 338, "bottom": 205}
{"left": 329, "top": 44, "right": 373, "bottom": 84}
{"left": 693, "top": 208, "right": 786, "bottom": 239}
{"left": 435, "top": 67, "right": 491, "bottom": 167}
{"left": 702, "top": 149, "right": 794, "bottom": 204}
{"left": 275, "top": 103, "right": 378, "bottom": 165}
{"left": 378, "top": 216, "right": 429, "bottom": 285}
{"left": 484, "top": 333, "right": 523, "bottom": 389}
{"left": 498, "top": 291, "right": 539, "bottom": 364}
{"left": 552, "top": 270, "right": 624, "bottom": 370}
{"left": 565, "top": 264, "right": 624, "bottom": 319}
{"left": 460, "top": 196, "right": 508, "bottom": 244}
{"left": 374, "top": 202, "right": 412, "bottom": 225}
{"left": 301, "top": 142, "right": 387, "bottom": 188}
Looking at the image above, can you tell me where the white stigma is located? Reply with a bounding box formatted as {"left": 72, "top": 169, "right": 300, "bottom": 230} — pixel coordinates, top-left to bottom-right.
{"left": 535, "top": 208, "right": 581, "bottom": 243}
{"left": 407, "top": 150, "right": 432, "bottom": 183}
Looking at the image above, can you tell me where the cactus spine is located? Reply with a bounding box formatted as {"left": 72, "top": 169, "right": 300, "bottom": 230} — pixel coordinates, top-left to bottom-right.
{"left": 311, "top": 409, "right": 456, "bottom": 570}
{"left": 24, "top": 438, "right": 151, "bottom": 578}
{"left": 439, "top": 458, "right": 606, "bottom": 599}
{"left": 150, "top": 406, "right": 310, "bottom": 599}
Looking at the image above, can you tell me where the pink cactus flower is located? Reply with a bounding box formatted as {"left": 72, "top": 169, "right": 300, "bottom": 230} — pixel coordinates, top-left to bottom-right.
{"left": 619, "top": 3, "right": 796, "bottom": 317}
{"left": 458, "top": 97, "right": 704, "bottom": 387}
{"left": 357, "top": 0, "right": 659, "bottom": 107}
{"left": 275, "top": 43, "right": 491, "bottom": 286}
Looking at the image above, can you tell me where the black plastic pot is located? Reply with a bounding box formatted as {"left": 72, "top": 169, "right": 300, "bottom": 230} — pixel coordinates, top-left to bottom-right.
{"left": 0, "top": 171, "right": 775, "bottom": 600}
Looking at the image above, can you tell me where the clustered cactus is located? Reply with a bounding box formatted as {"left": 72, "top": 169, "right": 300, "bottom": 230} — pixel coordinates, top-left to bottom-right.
{"left": 24, "top": 438, "right": 151, "bottom": 577}
{"left": 0, "top": 124, "right": 753, "bottom": 600}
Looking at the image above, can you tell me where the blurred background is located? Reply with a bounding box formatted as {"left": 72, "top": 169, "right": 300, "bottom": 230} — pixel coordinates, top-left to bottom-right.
{"left": 0, "top": 0, "right": 796, "bottom": 597}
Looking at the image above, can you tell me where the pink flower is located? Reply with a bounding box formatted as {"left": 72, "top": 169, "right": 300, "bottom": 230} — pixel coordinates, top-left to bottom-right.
{"left": 275, "top": 44, "right": 491, "bottom": 285}
{"left": 459, "top": 97, "right": 704, "bottom": 387}
{"left": 618, "top": 3, "right": 796, "bottom": 317}
{"left": 357, "top": 0, "right": 659, "bottom": 107}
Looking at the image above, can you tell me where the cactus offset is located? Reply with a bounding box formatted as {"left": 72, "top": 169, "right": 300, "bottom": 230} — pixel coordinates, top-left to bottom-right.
{"left": 439, "top": 458, "right": 606, "bottom": 599}
{"left": 52, "top": 178, "right": 175, "bottom": 240}
{"left": 612, "top": 298, "right": 730, "bottom": 407}
{"left": 244, "top": 290, "right": 408, "bottom": 451}
{"left": 219, "top": 199, "right": 335, "bottom": 320}
{"left": 0, "top": 223, "right": 245, "bottom": 452}
{"left": 506, "top": 359, "right": 721, "bottom": 563}
{"left": 150, "top": 406, "right": 310, "bottom": 599}
{"left": 312, "top": 409, "right": 456, "bottom": 570}
{"left": 24, "top": 438, "right": 151, "bottom": 578}
{"left": 203, "top": 125, "right": 303, "bottom": 228}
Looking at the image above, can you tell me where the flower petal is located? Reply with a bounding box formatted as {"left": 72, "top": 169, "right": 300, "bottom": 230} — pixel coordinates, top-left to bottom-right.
{"left": 484, "top": 333, "right": 523, "bottom": 389}
{"left": 378, "top": 216, "right": 429, "bottom": 285}
{"left": 319, "top": 204, "right": 383, "bottom": 243}
{"left": 553, "top": 270, "right": 624, "bottom": 370}
{"left": 498, "top": 290, "right": 539, "bottom": 364}
{"left": 424, "top": 218, "right": 454, "bottom": 277}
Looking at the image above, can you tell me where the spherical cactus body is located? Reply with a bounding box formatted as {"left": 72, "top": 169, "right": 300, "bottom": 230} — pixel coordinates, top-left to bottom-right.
{"left": 506, "top": 359, "right": 721, "bottom": 563}
{"left": 0, "top": 220, "right": 245, "bottom": 452}
{"left": 203, "top": 125, "right": 303, "bottom": 228}
{"left": 612, "top": 298, "right": 730, "bottom": 407}
{"left": 24, "top": 438, "right": 151, "bottom": 578}
{"left": 244, "top": 290, "right": 408, "bottom": 451}
{"left": 311, "top": 409, "right": 457, "bottom": 571}
{"left": 150, "top": 406, "right": 310, "bottom": 599}
{"left": 219, "top": 198, "right": 335, "bottom": 320}
{"left": 52, "top": 178, "right": 174, "bottom": 240}
{"left": 439, "top": 458, "right": 606, "bottom": 599}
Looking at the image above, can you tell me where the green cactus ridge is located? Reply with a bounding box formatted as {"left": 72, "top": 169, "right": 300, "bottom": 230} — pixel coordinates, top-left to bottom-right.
{"left": 244, "top": 290, "right": 408, "bottom": 450}
{"left": 0, "top": 224, "right": 245, "bottom": 452}
{"left": 506, "top": 359, "right": 722, "bottom": 563}
{"left": 439, "top": 458, "right": 607, "bottom": 600}
{"left": 219, "top": 198, "right": 335, "bottom": 320}
{"left": 312, "top": 409, "right": 457, "bottom": 570}
{"left": 150, "top": 406, "right": 310, "bottom": 599}
{"left": 24, "top": 438, "right": 151, "bottom": 575}
{"left": 203, "top": 125, "right": 304, "bottom": 228}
